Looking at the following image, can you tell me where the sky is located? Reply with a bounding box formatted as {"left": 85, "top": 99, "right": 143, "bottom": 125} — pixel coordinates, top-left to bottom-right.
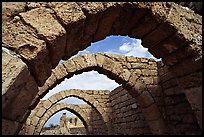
{"left": 43, "top": 35, "right": 160, "bottom": 127}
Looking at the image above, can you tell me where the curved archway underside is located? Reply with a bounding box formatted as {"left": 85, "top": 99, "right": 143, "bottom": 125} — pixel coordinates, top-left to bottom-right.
{"left": 2, "top": 2, "right": 202, "bottom": 135}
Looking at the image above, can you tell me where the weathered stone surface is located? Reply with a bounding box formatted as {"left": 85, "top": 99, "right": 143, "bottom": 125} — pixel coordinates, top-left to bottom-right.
{"left": 3, "top": 2, "right": 202, "bottom": 135}
{"left": 2, "top": 2, "right": 26, "bottom": 23}
{"left": 135, "top": 90, "right": 155, "bottom": 108}
{"left": 2, "top": 49, "right": 39, "bottom": 122}
{"left": 63, "top": 60, "right": 77, "bottom": 73}
{"left": 185, "top": 87, "right": 202, "bottom": 111}
{"left": 36, "top": 108, "right": 46, "bottom": 118}
{"left": 72, "top": 54, "right": 88, "bottom": 71}
{"left": 95, "top": 53, "right": 106, "bottom": 67}
{"left": 93, "top": 5, "right": 120, "bottom": 42}
{"left": 142, "top": 103, "right": 161, "bottom": 121}
{"left": 119, "top": 69, "right": 131, "bottom": 82}
{"left": 2, "top": 19, "right": 51, "bottom": 86}
{"left": 20, "top": 7, "right": 67, "bottom": 67}
{"left": 147, "top": 118, "right": 168, "bottom": 134}
{"left": 82, "top": 53, "right": 98, "bottom": 68}
{"left": 52, "top": 64, "right": 68, "bottom": 81}
{"left": 2, "top": 119, "right": 21, "bottom": 135}
{"left": 48, "top": 2, "right": 85, "bottom": 26}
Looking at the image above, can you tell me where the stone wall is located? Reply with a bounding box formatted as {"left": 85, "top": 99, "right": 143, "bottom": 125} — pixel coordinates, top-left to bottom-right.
{"left": 109, "top": 86, "right": 151, "bottom": 135}
{"left": 19, "top": 89, "right": 110, "bottom": 135}
{"left": 156, "top": 61, "right": 201, "bottom": 134}
{"left": 2, "top": 2, "right": 202, "bottom": 135}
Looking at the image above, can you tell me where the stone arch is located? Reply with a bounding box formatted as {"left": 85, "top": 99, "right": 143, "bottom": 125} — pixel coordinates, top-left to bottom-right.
{"left": 35, "top": 103, "right": 90, "bottom": 135}
{"left": 2, "top": 2, "right": 202, "bottom": 134}
{"left": 32, "top": 53, "right": 167, "bottom": 134}
{"left": 26, "top": 89, "right": 109, "bottom": 135}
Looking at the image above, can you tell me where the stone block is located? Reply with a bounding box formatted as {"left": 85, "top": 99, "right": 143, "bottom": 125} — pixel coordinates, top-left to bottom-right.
{"left": 31, "top": 116, "right": 40, "bottom": 126}
{"left": 185, "top": 86, "right": 202, "bottom": 111}
{"left": 48, "top": 96, "right": 58, "bottom": 104}
{"left": 63, "top": 59, "right": 77, "bottom": 73}
{"left": 48, "top": 2, "right": 85, "bottom": 26}
{"left": 52, "top": 64, "right": 68, "bottom": 81}
{"left": 95, "top": 53, "right": 106, "bottom": 67}
{"left": 142, "top": 103, "right": 161, "bottom": 121}
{"left": 45, "top": 72, "right": 57, "bottom": 87}
{"left": 2, "top": 119, "right": 21, "bottom": 135}
{"left": 135, "top": 90, "right": 154, "bottom": 108}
{"left": 119, "top": 69, "right": 131, "bottom": 82}
{"left": 36, "top": 107, "right": 46, "bottom": 118}
{"left": 72, "top": 54, "right": 88, "bottom": 71}
{"left": 93, "top": 6, "right": 120, "bottom": 41}
{"left": 3, "top": 19, "right": 51, "bottom": 86}
{"left": 177, "top": 72, "right": 202, "bottom": 89}
{"left": 130, "top": 12, "right": 161, "bottom": 39}
{"left": 60, "top": 91, "right": 67, "bottom": 99}
{"left": 55, "top": 93, "right": 63, "bottom": 101}
{"left": 143, "top": 22, "right": 176, "bottom": 49}
{"left": 102, "top": 56, "right": 114, "bottom": 72}
{"left": 82, "top": 53, "right": 98, "bottom": 68}
{"left": 38, "top": 83, "right": 49, "bottom": 97}
{"left": 131, "top": 62, "right": 148, "bottom": 69}
{"left": 28, "top": 125, "right": 35, "bottom": 135}
{"left": 147, "top": 118, "right": 168, "bottom": 134}
{"left": 20, "top": 7, "right": 67, "bottom": 67}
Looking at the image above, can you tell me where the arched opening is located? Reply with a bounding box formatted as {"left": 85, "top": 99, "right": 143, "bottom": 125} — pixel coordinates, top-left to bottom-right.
{"left": 41, "top": 109, "right": 86, "bottom": 135}
{"left": 2, "top": 2, "right": 202, "bottom": 135}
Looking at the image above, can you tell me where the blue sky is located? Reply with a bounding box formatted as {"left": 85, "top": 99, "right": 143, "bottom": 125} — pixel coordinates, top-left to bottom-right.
{"left": 43, "top": 35, "right": 160, "bottom": 127}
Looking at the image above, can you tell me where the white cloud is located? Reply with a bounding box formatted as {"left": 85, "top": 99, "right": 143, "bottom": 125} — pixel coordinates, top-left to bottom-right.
{"left": 42, "top": 71, "right": 120, "bottom": 100}
{"left": 107, "top": 38, "right": 160, "bottom": 61}
{"left": 119, "top": 43, "right": 133, "bottom": 52}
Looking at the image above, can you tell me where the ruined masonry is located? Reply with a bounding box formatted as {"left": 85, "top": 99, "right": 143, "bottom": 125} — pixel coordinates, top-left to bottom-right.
{"left": 2, "top": 2, "right": 202, "bottom": 135}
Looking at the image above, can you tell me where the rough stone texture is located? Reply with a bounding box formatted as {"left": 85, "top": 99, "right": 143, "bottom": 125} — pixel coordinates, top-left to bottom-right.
{"left": 22, "top": 89, "right": 110, "bottom": 135}
{"left": 109, "top": 87, "right": 151, "bottom": 135}
{"left": 19, "top": 7, "right": 67, "bottom": 68}
{"left": 2, "top": 48, "right": 38, "bottom": 125}
{"left": 156, "top": 61, "right": 201, "bottom": 134}
{"left": 2, "top": 2, "right": 202, "bottom": 135}
{"left": 2, "top": 12, "right": 52, "bottom": 86}
{"left": 2, "top": 119, "right": 21, "bottom": 135}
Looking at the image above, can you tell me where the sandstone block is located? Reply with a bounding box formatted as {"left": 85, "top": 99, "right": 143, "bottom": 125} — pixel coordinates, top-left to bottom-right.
{"left": 55, "top": 93, "right": 63, "bottom": 101}
{"left": 2, "top": 119, "right": 21, "bottom": 135}
{"left": 20, "top": 7, "right": 67, "bottom": 67}
{"left": 45, "top": 72, "right": 57, "bottom": 87}
{"left": 38, "top": 83, "right": 49, "bottom": 98}
{"left": 52, "top": 64, "right": 68, "bottom": 80}
{"left": 48, "top": 96, "right": 58, "bottom": 104}
{"left": 28, "top": 125, "right": 35, "bottom": 135}
{"left": 60, "top": 91, "right": 67, "bottom": 99}
{"left": 35, "top": 108, "right": 46, "bottom": 118}
{"left": 185, "top": 86, "right": 202, "bottom": 111}
{"left": 48, "top": 2, "right": 85, "bottom": 26}
{"left": 3, "top": 57, "right": 39, "bottom": 122}
{"left": 147, "top": 118, "right": 168, "bottom": 134}
{"left": 72, "top": 54, "right": 88, "bottom": 71}
{"left": 3, "top": 19, "right": 52, "bottom": 86}
{"left": 119, "top": 69, "right": 131, "bottom": 82}
{"left": 82, "top": 53, "right": 98, "bottom": 68}
{"left": 95, "top": 53, "right": 105, "bottom": 67}
{"left": 131, "top": 62, "right": 148, "bottom": 69}
{"left": 102, "top": 56, "right": 114, "bottom": 72}
{"left": 63, "top": 59, "right": 77, "bottom": 73}
{"left": 31, "top": 116, "right": 40, "bottom": 126}
{"left": 135, "top": 90, "right": 154, "bottom": 108}
{"left": 2, "top": 2, "right": 26, "bottom": 23}
{"left": 42, "top": 100, "right": 52, "bottom": 109}
{"left": 93, "top": 6, "right": 120, "bottom": 42}
{"left": 142, "top": 103, "right": 161, "bottom": 121}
